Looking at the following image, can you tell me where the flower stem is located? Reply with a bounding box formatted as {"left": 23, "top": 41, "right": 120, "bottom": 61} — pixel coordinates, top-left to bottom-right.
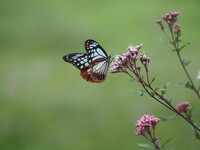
{"left": 164, "top": 29, "right": 200, "bottom": 100}
{"left": 175, "top": 50, "right": 200, "bottom": 100}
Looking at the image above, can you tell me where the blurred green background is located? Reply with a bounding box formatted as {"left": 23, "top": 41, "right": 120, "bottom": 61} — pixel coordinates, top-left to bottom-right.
{"left": 1, "top": 0, "right": 200, "bottom": 149}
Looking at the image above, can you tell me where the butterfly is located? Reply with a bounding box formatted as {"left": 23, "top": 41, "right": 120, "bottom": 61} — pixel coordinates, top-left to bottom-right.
{"left": 63, "top": 39, "right": 111, "bottom": 83}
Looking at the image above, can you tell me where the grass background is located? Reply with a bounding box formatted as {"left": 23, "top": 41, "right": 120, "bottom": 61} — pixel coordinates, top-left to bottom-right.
{"left": 0, "top": 0, "right": 200, "bottom": 149}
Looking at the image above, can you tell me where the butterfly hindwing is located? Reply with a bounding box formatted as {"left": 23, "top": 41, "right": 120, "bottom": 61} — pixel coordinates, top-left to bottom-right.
{"left": 63, "top": 53, "right": 89, "bottom": 70}
{"left": 89, "top": 56, "right": 110, "bottom": 82}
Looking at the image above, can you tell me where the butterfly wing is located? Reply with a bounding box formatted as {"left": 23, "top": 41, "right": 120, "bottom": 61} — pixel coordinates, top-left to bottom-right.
{"left": 63, "top": 53, "right": 89, "bottom": 70}
{"left": 80, "top": 57, "right": 110, "bottom": 83}
{"left": 90, "top": 57, "right": 111, "bottom": 82}
{"left": 85, "top": 39, "right": 108, "bottom": 63}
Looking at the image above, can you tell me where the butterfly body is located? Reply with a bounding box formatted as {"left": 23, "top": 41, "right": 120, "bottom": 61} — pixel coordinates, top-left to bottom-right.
{"left": 63, "top": 40, "right": 110, "bottom": 83}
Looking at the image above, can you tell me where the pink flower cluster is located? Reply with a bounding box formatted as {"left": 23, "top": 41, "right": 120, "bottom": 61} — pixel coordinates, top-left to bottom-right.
{"left": 110, "top": 44, "right": 150, "bottom": 74}
{"left": 176, "top": 101, "right": 189, "bottom": 113}
{"left": 162, "top": 12, "right": 180, "bottom": 25}
{"left": 156, "top": 11, "right": 181, "bottom": 34}
{"left": 135, "top": 114, "right": 160, "bottom": 135}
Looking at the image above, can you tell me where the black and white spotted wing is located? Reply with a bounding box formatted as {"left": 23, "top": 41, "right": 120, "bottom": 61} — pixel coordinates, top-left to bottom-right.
{"left": 62, "top": 53, "right": 89, "bottom": 70}
{"left": 85, "top": 39, "right": 108, "bottom": 64}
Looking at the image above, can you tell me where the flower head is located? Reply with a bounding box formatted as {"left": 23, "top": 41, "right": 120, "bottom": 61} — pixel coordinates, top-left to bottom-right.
{"left": 109, "top": 44, "right": 144, "bottom": 74}
{"left": 157, "top": 12, "right": 180, "bottom": 32}
{"left": 162, "top": 12, "right": 180, "bottom": 23}
{"left": 128, "top": 44, "right": 142, "bottom": 55}
{"left": 174, "top": 24, "right": 181, "bottom": 35}
{"left": 176, "top": 101, "right": 189, "bottom": 113}
{"left": 155, "top": 20, "right": 164, "bottom": 30}
{"left": 109, "top": 62, "right": 122, "bottom": 73}
{"left": 135, "top": 114, "right": 160, "bottom": 135}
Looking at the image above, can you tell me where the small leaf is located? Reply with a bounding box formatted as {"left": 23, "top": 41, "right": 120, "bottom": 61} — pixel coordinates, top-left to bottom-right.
{"left": 176, "top": 82, "right": 194, "bottom": 90}
{"left": 166, "top": 97, "right": 172, "bottom": 103}
{"left": 150, "top": 91, "right": 155, "bottom": 97}
{"left": 160, "top": 115, "right": 177, "bottom": 121}
{"left": 136, "top": 90, "right": 148, "bottom": 96}
{"left": 188, "top": 105, "right": 194, "bottom": 118}
{"left": 182, "top": 57, "right": 191, "bottom": 67}
{"left": 185, "top": 82, "right": 194, "bottom": 90}
{"left": 178, "top": 42, "right": 190, "bottom": 51}
{"left": 184, "top": 60, "right": 191, "bottom": 66}
{"left": 178, "top": 44, "right": 187, "bottom": 51}
{"left": 159, "top": 38, "right": 170, "bottom": 43}
{"left": 175, "top": 32, "right": 181, "bottom": 42}
{"left": 155, "top": 87, "right": 165, "bottom": 92}
{"left": 161, "top": 89, "right": 166, "bottom": 95}
{"left": 164, "top": 82, "right": 171, "bottom": 89}
{"left": 138, "top": 143, "right": 154, "bottom": 149}
{"left": 150, "top": 77, "right": 156, "bottom": 85}
{"left": 136, "top": 90, "right": 144, "bottom": 96}
{"left": 172, "top": 49, "right": 177, "bottom": 52}
{"left": 176, "top": 83, "right": 186, "bottom": 87}
{"left": 161, "top": 138, "right": 173, "bottom": 148}
{"left": 129, "top": 78, "right": 138, "bottom": 84}
{"left": 195, "top": 134, "right": 200, "bottom": 140}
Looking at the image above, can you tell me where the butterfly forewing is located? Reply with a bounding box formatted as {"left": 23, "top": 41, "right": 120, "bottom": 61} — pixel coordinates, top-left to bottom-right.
{"left": 85, "top": 40, "right": 108, "bottom": 63}
{"left": 63, "top": 53, "right": 89, "bottom": 70}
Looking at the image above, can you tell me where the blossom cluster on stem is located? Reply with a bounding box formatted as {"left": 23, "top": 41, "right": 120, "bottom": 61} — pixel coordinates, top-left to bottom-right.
{"left": 155, "top": 11, "right": 181, "bottom": 35}
{"left": 176, "top": 101, "right": 189, "bottom": 113}
{"left": 135, "top": 114, "right": 160, "bottom": 149}
{"left": 110, "top": 44, "right": 150, "bottom": 76}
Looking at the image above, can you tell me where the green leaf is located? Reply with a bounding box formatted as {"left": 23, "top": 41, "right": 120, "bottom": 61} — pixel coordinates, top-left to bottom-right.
{"left": 166, "top": 97, "right": 172, "bottom": 103}
{"left": 138, "top": 143, "right": 155, "bottom": 149}
{"left": 159, "top": 38, "right": 170, "bottom": 44}
{"left": 164, "top": 82, "right": 171, "bottom": 89}
{"left": 175, "top": 32, "right": 181, "bottom": 42}
{"left": 160, "top": 115, "right": 177, "bottom": 121}
{"left": 176, "top": 83, "right": 186, "bottom": 87}
{"left": 188, "top": 105, "right": 194, "bottom": 118}
{"left": 150, "top": 91, "right": 155, "bottom": 97}
{"left": 185, "top": 82, "right": 194, "bottom": 90}
{"left": 182, "top": 57, "right": 191, "bottom": 67}
{"left": 161, "top": 89, "right": 166, "bottom": 95}
{"left": 178, "top": 42, "right": 190, "bottom": 51}
{"left": 155, "top": 87, "right": 165, "bottom": 91}
{"left": 178, "top": 44, "right": 187, "bottom": 51}
{"left": 129, "top": 78, "right": 138, "bottom": 84}
{"left": 150, "top": 77, "right": 156, "bottom": 85}
{"left": 195, "top": 135, "right": 200, "bottom": 140}
{"left": 176, "top": 82, "right": 194, "bottom": 90}
{"left": 161, "top": 138, "right": 173, "bottom": 148}
{"left": 136, "top": 90, "right": 148, "bottom": 96}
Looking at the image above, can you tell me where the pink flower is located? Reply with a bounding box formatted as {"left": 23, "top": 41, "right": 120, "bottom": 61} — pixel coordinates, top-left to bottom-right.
{"left": 135, "top": 114, "right": 160, "bottom": 135}
{"left": 174, "top": 24, "right": 181, "bottom": 34}
{"left": 176, "top": 101, "right": 189, "bottom": 113}
{"left": 109, "top": 62, "right": 121, "bottom": 73}
{"left": 155, "top": 20, "right": 164, "bottom": 30}
{"left": 109, "top": 44, "right": 147, "bottom": 74}
{"left": 115, "top": 55, "right": 127, "bottom": 65}
{"left": 161, "top": 12, "right": 180, "bottom": 31}
{"left": 128, "top": 45, "right": 138, "bottom": 55}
